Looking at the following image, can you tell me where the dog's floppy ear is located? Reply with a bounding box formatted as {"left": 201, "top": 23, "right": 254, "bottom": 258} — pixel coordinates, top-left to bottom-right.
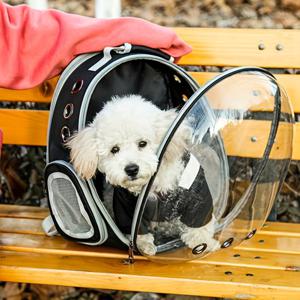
{"left": 66, "top": 125, "right": 99, "bottom": 180}
{"left": 155, "top": 109, "right": 191, "bottom": 163}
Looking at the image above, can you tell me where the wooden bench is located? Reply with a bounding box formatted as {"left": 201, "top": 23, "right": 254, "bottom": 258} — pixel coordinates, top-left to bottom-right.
{"left": 0, "top": 28, "right": 300, "bottom": 300}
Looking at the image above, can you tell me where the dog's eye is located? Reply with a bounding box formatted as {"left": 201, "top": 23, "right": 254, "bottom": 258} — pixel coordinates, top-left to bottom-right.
{"left": 111, "top": 146, "right": 120, "bottom": 154}
{"left": 138, "top": 141, "right": 147, "bottom": 148}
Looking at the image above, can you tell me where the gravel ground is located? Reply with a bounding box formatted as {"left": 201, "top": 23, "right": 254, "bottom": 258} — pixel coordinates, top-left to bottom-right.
{"left": 5, "top": 0, "right": 300, "bottom": 29}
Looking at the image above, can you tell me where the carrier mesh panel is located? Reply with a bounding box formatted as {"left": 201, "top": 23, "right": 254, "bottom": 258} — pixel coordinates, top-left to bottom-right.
{"left": 51, "top": 177, "right": 92, "bottom": 234}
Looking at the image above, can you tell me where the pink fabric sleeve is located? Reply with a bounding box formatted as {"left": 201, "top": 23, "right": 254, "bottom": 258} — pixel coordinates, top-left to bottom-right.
{"left": 0, "top": 3, "right": 191, "bottom": 89}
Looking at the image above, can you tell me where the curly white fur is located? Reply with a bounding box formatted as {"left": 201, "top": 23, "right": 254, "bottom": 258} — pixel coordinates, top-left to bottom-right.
{"left": 67, "top": 95, "right": 219, "bottom": 256}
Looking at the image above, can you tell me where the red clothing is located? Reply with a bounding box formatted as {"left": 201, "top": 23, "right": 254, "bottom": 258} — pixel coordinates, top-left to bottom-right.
{"left": 0, "top": 2, "right": 191, "bottom": 89}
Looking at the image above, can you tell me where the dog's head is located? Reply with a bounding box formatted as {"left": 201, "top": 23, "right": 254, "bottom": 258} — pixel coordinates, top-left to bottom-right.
{"left": 66, "top": 95, "right": 189, "bottom": 194}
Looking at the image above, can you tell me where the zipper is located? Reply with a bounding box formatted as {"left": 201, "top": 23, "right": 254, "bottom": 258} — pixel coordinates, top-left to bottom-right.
{"left": 123, "top": 240, "right": 135, "bottom": 265}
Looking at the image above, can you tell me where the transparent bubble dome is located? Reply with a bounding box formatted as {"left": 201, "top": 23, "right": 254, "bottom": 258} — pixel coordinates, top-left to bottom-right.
{"left": 132, "top": 68, "right": 294, "bottom": 263}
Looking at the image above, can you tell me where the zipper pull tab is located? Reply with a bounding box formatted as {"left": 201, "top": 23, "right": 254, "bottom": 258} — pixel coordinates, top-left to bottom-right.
{"left": 123, "top": 240, "right": 135, "bottom": 265}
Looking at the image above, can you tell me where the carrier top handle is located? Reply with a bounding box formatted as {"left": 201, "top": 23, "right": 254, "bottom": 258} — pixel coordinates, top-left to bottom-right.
{"left": 88, "top": 43, "right": 132, "bottom": 72}
{"left": 88, "top": 43, "right": 174, "bottom": 72}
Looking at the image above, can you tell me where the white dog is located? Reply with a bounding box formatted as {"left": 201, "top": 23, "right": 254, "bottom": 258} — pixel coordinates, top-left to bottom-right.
{"left": 67, "top": 95, "right": 219, "bottom": 256}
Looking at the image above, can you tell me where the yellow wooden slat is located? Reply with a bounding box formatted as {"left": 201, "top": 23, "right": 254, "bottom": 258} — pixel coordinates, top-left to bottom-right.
{"left": 1, "top": 229, "right": 299, "bottom": 257}
{"left": 0, "top": 109, "right": 297, "bottom": 159}
{"left": 1, "top": 231, "right": 300, "bottom": 272}
{"left": 203, "top": 248, "right": 300, "bottom": 271}
{"left": 222, "top": 121, "right": 293, "bottom": 159}
{"left": 1, "top": 250, "right": 299, "bottom": 300}
{"left": 0, "top": 77, "right": 58, "bottom": 103}
{"left": 191, "top": 72, "right": 300, "bottom": 113}
{"left": 0, "top": 218, "right": 45, "bottom": 235}
{"left": 292, "top": 123, "right": 300, "bottom": 160}
{"left": 1, "top": 212, "right": 299, "bottom": 259}
{"left": 0, "top": 205, "right": 49, "bottom": 219}
{"left": 0, "top": 233, "right": 126, "bottom": 258}
{"left": 260, "top": 222, "right": 300, "bottom": 237}
{"left": 0, "top": 205, "right": 298, "bottom": 237}
{"left": 175, "top": 28, "right": 300, "bottom": 68}
{"left": 236, "top": 234, "right": 300, "bottom": 255}
{"left": 276, "top": 74, "right": 300, "bottom": 113}
{"left": 0, "top": 73, "right": 299, "bottom": 113}
{"left": 0, "top": 109, "right": 48, "bottom": 146}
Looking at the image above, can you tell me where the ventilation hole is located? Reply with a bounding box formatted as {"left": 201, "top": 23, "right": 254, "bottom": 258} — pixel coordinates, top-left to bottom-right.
{"left": 246, "top": 273, "right": 254, "bottom": 277}
{"left": 192, "top": 243, "right": 207, "bottom": 255}
{"left": 233, "top": 254, "right": 240, "bottom": 257}
{"left": 254, "top": 256, "right": 261, "bottom": 259}
{"left": 225, "top": 271, "right": 232, "bottom": 275}
{"left": 182, "top": 94, "right": 188, "bottom": 102}
{"left": 63, "top": 103, "right": 74, "bottom": 119}
{"left": 174, "top": 75, "right": 181, "bottom": 83}
{"left": 245, "top": 229, "right": 257, "bottom": 240}
{"left": 221, "top": 237, "right": 234, "bottom": 248}
{"left": 71, "top": 80, "right": 84, "bottom": 94}
{"left": 61, "top": 126, "right": 71, "bottom": 142}
{"left": 258, "top": 239, "right": 265, "bottom": 243}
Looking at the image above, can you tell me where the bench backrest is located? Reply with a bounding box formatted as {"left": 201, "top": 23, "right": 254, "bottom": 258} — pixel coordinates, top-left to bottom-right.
{"left": 0, "top": 28, "right": 299, "bottom": 159}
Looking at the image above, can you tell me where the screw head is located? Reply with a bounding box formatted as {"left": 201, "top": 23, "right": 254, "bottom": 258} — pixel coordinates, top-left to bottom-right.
{"left": 252, "top": 90, "right": 261, "bottom": 96}
{"left": 258, "top": 43, "right": 265, "bottom": 50}
{"left": 225, "top": 271, "right": 233, "bottom": 275}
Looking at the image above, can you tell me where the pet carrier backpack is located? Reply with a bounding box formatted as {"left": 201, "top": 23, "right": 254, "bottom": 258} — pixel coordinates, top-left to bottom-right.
{"left": 44, "top": 43, "right": 293, "bottom": 262}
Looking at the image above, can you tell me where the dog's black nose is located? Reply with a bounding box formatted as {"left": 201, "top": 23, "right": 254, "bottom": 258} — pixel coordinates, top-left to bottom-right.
{"left": 124, "top": 164, "right": 139, "bottom": 177}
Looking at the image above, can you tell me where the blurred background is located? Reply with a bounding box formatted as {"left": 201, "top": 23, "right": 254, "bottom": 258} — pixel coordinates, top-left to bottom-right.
{"left": 5, "top": 0, "right": 300, "bottom": 28}
{"left": 122, "top": 0, "right": 300, "bottom": 28}
{"left": 1, "top": 0, "right": 300, "bottom": 299}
